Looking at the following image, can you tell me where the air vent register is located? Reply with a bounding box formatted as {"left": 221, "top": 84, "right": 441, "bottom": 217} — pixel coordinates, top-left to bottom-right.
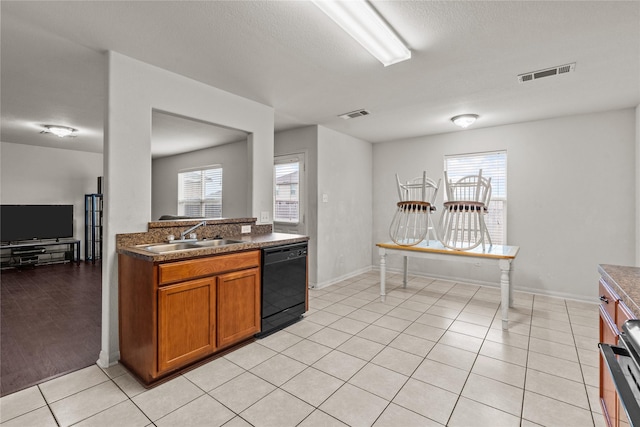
{"left": 518, "top": 62, "right": 575, "bottom": 83}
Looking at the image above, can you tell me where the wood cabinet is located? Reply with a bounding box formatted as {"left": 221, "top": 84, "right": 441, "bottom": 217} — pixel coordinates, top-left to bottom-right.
{"left": 119, "top": 250, "right": 260, "bottom": 385}
{"left": 599, "top": 275, "right": 637, "bottom": 427}
{"left": 158, "top": 277, "right": 216, "bottom": 373}
{"left": 217, "top": 268, "right": 260, "bottom": 348}
{"left": 600, "top": 287, "right": 619, "bottom": 427}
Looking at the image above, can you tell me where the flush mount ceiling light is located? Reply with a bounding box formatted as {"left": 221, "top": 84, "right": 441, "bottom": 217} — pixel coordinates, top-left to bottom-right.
{"left": 40, "top": 125, "right": 77, "bottom": 138}
{"left": 451, "top": 114, "right": 479, "bottom": 129}
{"left": 312, "top": 0, "right": 411, "bottom": 67}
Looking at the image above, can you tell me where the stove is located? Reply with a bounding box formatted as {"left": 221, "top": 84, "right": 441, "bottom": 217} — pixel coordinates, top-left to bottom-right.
{"left": 600, "top": 319, "right": 640, "bottom": 426}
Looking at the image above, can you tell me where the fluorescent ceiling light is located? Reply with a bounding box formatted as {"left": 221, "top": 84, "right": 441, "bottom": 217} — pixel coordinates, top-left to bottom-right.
{"left": 41, "top": 125, "right": 78, "bottom": 138}
{"left": 451, "top": 114, "right": 479, "bottom": 129}
{"left": 312, "top": 0, "right": 411, "bottom": 67}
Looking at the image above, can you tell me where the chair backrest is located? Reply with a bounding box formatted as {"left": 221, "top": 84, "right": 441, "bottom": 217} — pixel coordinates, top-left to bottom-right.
{"left": 396, "top": 171, "right": 440, "bottom": 205}
{"left": 444, "top": 169, "right": 492, "bottom": 206}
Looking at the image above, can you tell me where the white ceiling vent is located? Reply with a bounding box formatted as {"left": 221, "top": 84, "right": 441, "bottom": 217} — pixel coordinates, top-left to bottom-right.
{"left": 338, "top": 109, "right": 370, "bottom": 120}
{"left": 518, "top": 62, "right": 576, "bottom": 83}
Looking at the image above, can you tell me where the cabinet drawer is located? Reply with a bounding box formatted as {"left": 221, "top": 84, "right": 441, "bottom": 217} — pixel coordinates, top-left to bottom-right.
{"left": 158, "top": 250, "right": 260, "bottom": 285}
{"left": 599, "top": 279, "right": 618, "bottom": 322}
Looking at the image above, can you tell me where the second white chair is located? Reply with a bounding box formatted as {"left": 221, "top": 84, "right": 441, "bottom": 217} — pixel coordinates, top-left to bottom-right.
{"left": 438, "top": 169, "right": 492, "bottom": 251}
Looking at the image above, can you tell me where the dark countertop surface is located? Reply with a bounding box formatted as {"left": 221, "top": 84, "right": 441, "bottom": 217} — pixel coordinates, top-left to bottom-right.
{"left": 599, "top": 264, "right": 640, "bottom": 318}
{"left": 118, "top": 232, "right": 309, "bottom": 263}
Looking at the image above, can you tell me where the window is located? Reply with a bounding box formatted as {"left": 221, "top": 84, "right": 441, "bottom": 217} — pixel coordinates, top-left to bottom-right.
{"left": 444, "top": 151, "right": 507, "bottom": 244}
{"left": 178, "top": 165, "right": 223, "bottom": 218}
{"left": 274, "top": 159, "right": 300, "bottom": 223}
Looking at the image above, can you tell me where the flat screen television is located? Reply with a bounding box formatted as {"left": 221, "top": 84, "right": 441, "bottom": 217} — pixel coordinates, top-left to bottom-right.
{"left": 1, "top": 205, "right": 74, "bottom": 243}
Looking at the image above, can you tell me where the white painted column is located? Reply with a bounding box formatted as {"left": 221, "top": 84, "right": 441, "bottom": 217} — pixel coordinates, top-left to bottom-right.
{"left": 99, "top": 51, "right": 153, "bottom": 367}
{"left": 98, "top": 51, "right": 274, "bottom": 368}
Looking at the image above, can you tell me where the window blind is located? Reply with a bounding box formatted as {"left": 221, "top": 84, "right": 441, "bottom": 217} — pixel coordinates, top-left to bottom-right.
{"left": 178, "top": 166, "right": 223, "bottom": 218}
{"left": 444, "top": 151, "right": 507, "bottom": 244}
{"left": 274, "top": 160, "right": 300, "bottom": 223}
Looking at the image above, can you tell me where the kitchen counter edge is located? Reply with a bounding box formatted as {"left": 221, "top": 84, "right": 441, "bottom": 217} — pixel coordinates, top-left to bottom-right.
{"left": 117, "top": 233, "right": 309, "bottom": 263}
{"left": 599, "top": 264, "right": 640, "bottom": 318}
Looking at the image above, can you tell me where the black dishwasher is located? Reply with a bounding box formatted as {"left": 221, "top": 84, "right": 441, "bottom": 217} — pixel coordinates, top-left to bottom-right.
{"left": 257, "top": 242, "right": 307, "bottom": 337}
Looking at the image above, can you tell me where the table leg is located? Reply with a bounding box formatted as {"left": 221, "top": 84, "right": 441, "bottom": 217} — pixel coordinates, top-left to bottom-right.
{"left": 379, "top": 249, "right": 387, "bottom": 302}
{"left": 509, "top": 267, "right": 513, "bottom": 308}
{"left": 499, "top": 259, "right": 511, "bottom": 330}
{"left": 403, "top": 256, "right": 408, "bottom": 288}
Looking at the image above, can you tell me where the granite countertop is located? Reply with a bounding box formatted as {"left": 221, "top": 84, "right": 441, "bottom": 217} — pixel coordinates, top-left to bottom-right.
{"left": 599, "top": 264, "right": 640, "bottom": 318}
{"left": 118, "top": 232, "right": 309, "bottom": 263}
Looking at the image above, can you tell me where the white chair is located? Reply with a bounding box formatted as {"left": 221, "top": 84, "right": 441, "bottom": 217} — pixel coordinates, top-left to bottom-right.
{"left": 389, "top": 172, "right": 440, "bottom": 246}
{"left": 438, "top": 169, "right": 492, "bottom": 251}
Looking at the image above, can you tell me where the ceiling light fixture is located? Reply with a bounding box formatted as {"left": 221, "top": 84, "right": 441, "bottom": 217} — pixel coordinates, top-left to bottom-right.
{"left": 41, "top": 125, "right": 77, "bottom": 138}
{"left": 312, "top": 0, "right": 411, "bottom": 67}
{"left": 451, "top": 114, "right": 479, "bottom": 129}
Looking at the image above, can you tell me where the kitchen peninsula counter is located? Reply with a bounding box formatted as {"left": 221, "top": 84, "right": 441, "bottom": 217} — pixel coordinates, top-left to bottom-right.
{"left": 117, "top": 232, "right": 308, "bottom": 262}
{"left": 599, "top": 264, "right": 640, "bottom": 318}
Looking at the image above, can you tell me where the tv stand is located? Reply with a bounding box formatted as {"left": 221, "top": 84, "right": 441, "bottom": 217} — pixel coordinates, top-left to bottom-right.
{"left": 0, "top": 239, "right": 80, "bottom": 269}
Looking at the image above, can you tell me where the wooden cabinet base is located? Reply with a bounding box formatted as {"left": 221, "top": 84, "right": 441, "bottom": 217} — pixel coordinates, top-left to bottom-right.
{"left": 598, "top": 268, "right": 638, "bottom": 427}
{"left": 119, "top": 250, "right": 261, "bottom": 387}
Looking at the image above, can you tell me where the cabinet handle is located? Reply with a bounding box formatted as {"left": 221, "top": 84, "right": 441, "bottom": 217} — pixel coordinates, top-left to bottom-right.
{"left": 600, "top": 295, "right": 609, "bottom": 304}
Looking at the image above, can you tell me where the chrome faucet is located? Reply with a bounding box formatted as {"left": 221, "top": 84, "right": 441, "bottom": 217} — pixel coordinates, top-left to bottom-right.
{"left": 178, "top": 220, "right": 206, "bottom": 242}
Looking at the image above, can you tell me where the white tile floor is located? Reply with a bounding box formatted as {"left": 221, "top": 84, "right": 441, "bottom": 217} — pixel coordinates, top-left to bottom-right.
{"left": 1, "top": 271, "right": 606, "bottom": 427}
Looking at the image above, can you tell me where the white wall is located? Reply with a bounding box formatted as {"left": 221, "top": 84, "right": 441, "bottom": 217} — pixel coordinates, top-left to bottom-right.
{"left": 275, "top": 126, "right": 319, "bottom": 285}
{"left": 373, "top": 109, "right": 636, "bottom": 301}
{"left": 102, "top": 51, "right": 274, "bottom": 367}
{"left": 152, "top": 140, "right": 248, "bottom": 221}
{"left": 0, "top": 142, "right": 103, "bottom": 251}
{"left": 636, "top": 104, "right": 640, "bottom": 267}
{"left": 317, "top": 126, "right": 373, "bottom": 287}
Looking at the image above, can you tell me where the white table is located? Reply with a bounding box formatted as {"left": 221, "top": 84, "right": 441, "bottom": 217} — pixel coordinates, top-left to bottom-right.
{"left": 377, "top": 240, "right": 520, "bottom": 329}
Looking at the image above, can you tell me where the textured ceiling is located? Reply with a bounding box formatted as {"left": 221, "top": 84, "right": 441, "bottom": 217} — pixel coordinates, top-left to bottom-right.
{"left": 1, "top": 1, "right": 639, "bottom": 157}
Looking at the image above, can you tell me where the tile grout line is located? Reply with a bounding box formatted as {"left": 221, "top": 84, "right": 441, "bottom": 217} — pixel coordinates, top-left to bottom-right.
{"left": 565, "top": 298, "right": 600, "bottom": 427}
{"left": 519, "top": 290, "right": 535, "bottom": 425}
{"left": 1, "top": 271, "right": 603, "bottom": 426}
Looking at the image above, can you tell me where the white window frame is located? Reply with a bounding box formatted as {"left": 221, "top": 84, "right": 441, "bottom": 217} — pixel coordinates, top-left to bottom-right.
{"left": 274, "top": 155, "right": 302, "bottom": 225}
{"left": 177, "top": 165, "right": 223, "bottom": 218}
{"left": 444, "top": 150, "right": 507, "bottom": 244}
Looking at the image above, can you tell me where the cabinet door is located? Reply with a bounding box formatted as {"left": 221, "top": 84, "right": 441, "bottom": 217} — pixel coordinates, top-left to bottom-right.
{"left": 158, "top": 277, "right": 216, "bottom": 373}
{"left": 600, "top": 305, "right": 618, "bottom": 427}
{"left": 217, "top": 267, "right": 260, "bottom": 348}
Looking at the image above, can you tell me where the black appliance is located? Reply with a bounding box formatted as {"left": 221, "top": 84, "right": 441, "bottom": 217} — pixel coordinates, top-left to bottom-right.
{"left": 1, "top": 205, "right": 73, "bottom": 243}
{"left": 257, "top": 242, "right": 307, "bottom": 338}
{"left": 599, "top": 319, "right": 640, "bottom": 426}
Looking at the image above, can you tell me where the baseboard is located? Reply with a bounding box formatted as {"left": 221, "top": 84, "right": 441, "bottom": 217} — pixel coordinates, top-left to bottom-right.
{"left": 371, "top": 265, "right": 597, "bottom": 304}
{"left": 311, "top": 266, "right": 373, "bottom": 290}
{"left": 97, "top": 350, "right": 121, "bottom": 368}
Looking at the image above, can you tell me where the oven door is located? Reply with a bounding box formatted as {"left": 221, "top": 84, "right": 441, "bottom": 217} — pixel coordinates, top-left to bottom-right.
{"left": 599, "top": 338, "right": 640, "bottom": 426}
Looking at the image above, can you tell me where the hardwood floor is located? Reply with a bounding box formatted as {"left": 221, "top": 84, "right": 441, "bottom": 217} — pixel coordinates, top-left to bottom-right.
{"left": 1, "top": 261, "right": 101, "bottom": 397}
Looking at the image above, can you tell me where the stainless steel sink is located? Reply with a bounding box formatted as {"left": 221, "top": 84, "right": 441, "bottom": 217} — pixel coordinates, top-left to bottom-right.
{"left": 137, "top": 239, "right": 244, "bottom": 253}
{"left": 139, "top": 242, "right": 199, "bottom": 253}
{"left": 193, "top": 239, "right": 244, "bottom": 247}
